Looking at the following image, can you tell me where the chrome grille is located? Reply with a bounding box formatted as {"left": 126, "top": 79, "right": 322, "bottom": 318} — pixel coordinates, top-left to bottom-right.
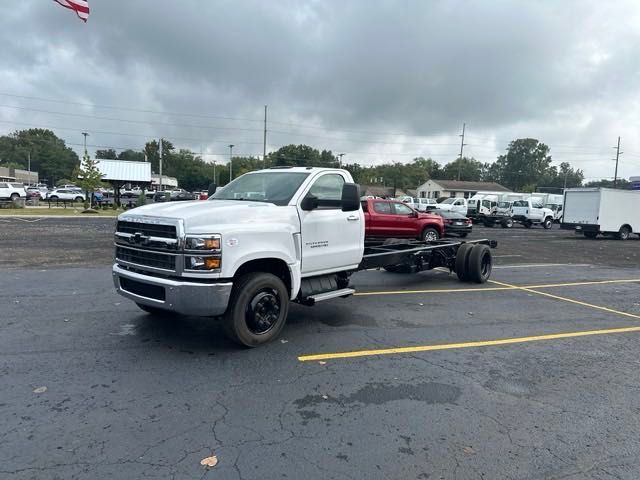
{"left": 116, "top": 221, "right": 176, "bottom": 239}
{"left": 116, "top": 246, "right": 176, "bottom": 271}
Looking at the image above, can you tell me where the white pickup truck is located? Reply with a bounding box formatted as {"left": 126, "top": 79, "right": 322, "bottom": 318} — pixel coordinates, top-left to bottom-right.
{"left": 511, "top": 198, "right": 555, "bottom": 229}
{"left": 112, "top": 167, "right": 496, "bottom": 346}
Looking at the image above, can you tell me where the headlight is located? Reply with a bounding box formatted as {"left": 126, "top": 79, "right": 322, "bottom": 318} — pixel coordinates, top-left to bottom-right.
{"left": 185, "top": 235, "right": 221, "bottom": 251}
{"left": 185, "top": 256, "right": 221, "bottom": 271}
{"left": 184, "top": 234, "right": 221, "bottom": 272}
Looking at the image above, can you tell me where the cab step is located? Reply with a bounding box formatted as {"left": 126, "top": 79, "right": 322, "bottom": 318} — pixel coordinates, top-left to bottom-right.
{"left": 305, "top": 288, "right": 355, "bottom": 305}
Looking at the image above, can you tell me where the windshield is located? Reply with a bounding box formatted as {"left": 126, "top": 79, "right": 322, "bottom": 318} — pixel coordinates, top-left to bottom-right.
{"left": 442, "top": 198, "right": 457, "bottom": 204}
{"left": 211, "top": 172, "right": 310, "bottom": 206}
{"left": 513, "top": 200, "right": 528, "bottom": 207}
{"left": 498, "top": 201, "right": 510, "bottom": 208}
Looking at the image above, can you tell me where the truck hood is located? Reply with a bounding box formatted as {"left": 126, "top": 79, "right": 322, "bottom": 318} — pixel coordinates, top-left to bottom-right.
{"left": 119, "top": 200, "right": 299, "bottom": 234}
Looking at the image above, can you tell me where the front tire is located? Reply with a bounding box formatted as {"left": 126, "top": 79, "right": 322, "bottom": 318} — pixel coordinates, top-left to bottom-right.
{"left": 501, "top": 218, "right": 514, "bottom": 228}
{"left": 421, "top": 227, "right": 440, "bottom": 242}
{"left": 75, "top": 196, "right": 84, "bottom": 202}
{"left": 543, "top": 217, "right": 553, "bottom": 229}
{"left": 223, "top": 272, "right": 289, "bottom": 347}
{"left": 455, "top": 243, "right": 474, "bottom": 282}
{"left": 10, "top": 193, "right": 19, "bottom": 201}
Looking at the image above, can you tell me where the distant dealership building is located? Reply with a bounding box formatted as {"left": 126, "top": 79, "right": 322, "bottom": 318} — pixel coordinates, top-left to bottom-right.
{"left": 0, "top": 166, "right": 39, "bottom": 184}
{"left": 416, "top": 179, "right": 511, "bottom": 199}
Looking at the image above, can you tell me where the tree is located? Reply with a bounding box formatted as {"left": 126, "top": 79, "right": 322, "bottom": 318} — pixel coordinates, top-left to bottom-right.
{"left": 441, "top": 157, "right": 483, "bottom": 181}
{"left": 493, "top": 138, "right": 553, "bottom": 190}
{"left": 585, "top": 178, "right": 631, "bottom": 189}
{"left": 266, "top": 144, "right": 337, "bottom": 167}
{"left": 95, "top": 148, "right": 117, "bottom": 159}
{"left": 117, "top": 149, "right": 146, "bottom": 162}
{"left": 75, "top": 156, "right": 104, "bottom": 208}
{"left": 0, "top": 129, "right": 79, "bottom": 185}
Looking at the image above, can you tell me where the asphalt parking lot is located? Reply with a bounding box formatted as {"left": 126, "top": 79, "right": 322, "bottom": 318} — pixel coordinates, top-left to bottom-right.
{"left": 2, "top": 217, "right": 640, "bottom": 479}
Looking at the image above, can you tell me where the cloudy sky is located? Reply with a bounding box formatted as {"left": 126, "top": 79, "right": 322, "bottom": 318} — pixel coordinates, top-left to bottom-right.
{"left": 1, "top": 0, "right": 640, "bottom": 180}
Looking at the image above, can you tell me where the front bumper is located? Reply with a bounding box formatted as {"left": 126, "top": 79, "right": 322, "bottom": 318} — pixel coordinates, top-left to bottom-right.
{"left": 112, "top": 264, "right": 232, "bottom": 316}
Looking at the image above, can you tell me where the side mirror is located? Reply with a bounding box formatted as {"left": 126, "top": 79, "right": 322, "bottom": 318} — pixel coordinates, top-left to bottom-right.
{"left": 409, "top": 210, "right": 418, "bottom": 218}
{"left": 341, "top": 183, "right": 361, "bottom": 212}
{"left": 208, "top": 183, "right": 217, "bottom": 196}
{"left": 301, "top": 194, "right": 319, "bottom": 211}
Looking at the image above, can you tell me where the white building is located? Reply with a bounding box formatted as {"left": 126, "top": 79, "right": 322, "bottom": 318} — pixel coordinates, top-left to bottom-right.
{"left": 416, "top": 179, "right": 510, "bottom": 199}
{"left": 151, "top": 174, "right": 178, "bottom": 190}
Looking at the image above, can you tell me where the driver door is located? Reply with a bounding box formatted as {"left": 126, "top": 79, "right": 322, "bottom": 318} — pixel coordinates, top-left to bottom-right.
{"left": 298, "top": 173, "right": 364, "bottom": 275}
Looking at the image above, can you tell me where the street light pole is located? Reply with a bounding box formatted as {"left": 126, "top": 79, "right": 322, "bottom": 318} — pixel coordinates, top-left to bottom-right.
{"left": 338, "top": 153, "right": 345, "bottom": 167}
{"left": 229, "top": 144, "right": 234, "bottom": 183}
{"left": 81, "top": 132, "right": 89, "bottom": 161}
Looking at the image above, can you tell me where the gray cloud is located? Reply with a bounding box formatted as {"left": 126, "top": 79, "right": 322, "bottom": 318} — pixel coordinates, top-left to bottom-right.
{"left": 1, "top": 0, "right": 640, "bottom": 179}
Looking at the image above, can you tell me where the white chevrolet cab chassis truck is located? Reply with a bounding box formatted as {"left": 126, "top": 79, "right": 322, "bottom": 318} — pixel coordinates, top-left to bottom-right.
{"left": 113, "top": 167, "right": 496, "bottom": 346}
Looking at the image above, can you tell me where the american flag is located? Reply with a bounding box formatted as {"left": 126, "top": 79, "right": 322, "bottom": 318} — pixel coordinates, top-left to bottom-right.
{"left": 54, "top": 0, "right": 90, "bottom": 22}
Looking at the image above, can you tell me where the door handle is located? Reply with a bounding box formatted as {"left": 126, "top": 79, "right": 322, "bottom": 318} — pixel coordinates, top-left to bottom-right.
{"left": 347, "top": 215, "right": 359, "bottom": 221}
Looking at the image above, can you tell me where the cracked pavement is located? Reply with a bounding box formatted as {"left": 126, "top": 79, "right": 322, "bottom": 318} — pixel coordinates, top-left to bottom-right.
{"left": 1, "top": 218, "right": 640, "bottom": 479}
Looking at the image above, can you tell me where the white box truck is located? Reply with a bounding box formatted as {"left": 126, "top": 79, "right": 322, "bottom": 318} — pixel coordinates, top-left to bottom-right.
{"left": 561, "top": 188, "right": 640, "bottom": 239}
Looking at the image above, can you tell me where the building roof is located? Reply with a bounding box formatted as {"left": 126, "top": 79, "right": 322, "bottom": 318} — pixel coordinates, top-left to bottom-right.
{"left": 95, "top": 159, "right": 151, "bottom": 182}
{"left": 427, "top": 180, "right": 511, "bottom": 192}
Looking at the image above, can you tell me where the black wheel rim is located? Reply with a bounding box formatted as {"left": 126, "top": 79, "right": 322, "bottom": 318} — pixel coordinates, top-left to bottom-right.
{"left": 245, "top": 289, "right": 281, "bottom": 335}
{"left": 481, "top": 252, "right": 492, "bottom": 278}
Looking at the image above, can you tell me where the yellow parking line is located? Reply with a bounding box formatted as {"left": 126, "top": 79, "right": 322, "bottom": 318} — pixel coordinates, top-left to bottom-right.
{"left": 354, "top": 286, "right": 514, "bottom": 296}
{"left": 297, "top": 326, "right": 640, "bottom": 362}
{"left": 526, "top": 278, "right": 640, "bottom": 289}
{"left": 353, "top": 278, "right": 640, "bottom": 296}
{"left": 489, "top": 280, "right": 640, "bottom": 320}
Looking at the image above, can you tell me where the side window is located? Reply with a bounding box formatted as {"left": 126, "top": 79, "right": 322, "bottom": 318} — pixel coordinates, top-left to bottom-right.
{"left": 0, "top": 183, "right": 7, "bottom": 188}
{"left": 393, "top": 203, "right": 413, "bottom": 215}
{"left": 373, "top": 202, "right": 392, "bottom": 214}
{"left": 307, "top": 174, "right": 344, "bottom": 208}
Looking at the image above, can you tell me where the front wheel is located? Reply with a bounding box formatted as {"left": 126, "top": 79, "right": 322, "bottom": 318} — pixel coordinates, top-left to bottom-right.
{"left": 543, "top": 217, "right": 553, "bottom": 229}
{"left": 10, "top": 193, "right": 19, "bottom": 201}
{"left": 421, "top": 227, "right": 440, "bottom": 242}
{"left": 75, "top": 196, "right": 84, "bottom": 202}
{"left": 223, "top": 272, "right": 289, "bottom": 347}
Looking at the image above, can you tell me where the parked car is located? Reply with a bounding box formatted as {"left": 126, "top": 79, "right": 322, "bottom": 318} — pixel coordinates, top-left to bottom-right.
{"left": 434, "top": 197, "right": 468, "bottom": 216}
{"left": 46, "top": 189, "right": 86, "bottom": 202}
{"left": 362, "top": 198, "right": 444, "bottom": 241}
{"left": 0, "top": 182, "right": 26, "bottom": 200}
{"left": 434, "top": 210, "right": 473, "bottom": 237}
{"left": 399, "top": 196, "right": 437, "bottom": 212}
{"left": 59, "top": 184, "right": 82, "bottom": 192}
{"left": 25, "top": 186, "right": 43, "bottom": 199}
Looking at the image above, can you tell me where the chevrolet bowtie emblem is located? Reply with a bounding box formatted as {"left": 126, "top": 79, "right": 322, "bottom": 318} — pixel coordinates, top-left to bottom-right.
{"left": 129, "top": 232, "right": 150, "bottom": 245}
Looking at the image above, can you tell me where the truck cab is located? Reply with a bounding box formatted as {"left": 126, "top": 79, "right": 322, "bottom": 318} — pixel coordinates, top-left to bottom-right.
{"left": 435, "top": 197, "right": 468, "bottom": 216}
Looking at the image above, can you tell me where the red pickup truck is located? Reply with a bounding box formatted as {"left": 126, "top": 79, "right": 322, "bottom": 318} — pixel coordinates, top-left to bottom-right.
{"left": 362, "top": 198, "right": 444, "bottom": 241}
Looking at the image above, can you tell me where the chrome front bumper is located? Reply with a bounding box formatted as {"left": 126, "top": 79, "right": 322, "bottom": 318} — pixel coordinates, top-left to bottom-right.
{"left": 112, "top": 264, "right": 232, "bottom": 316}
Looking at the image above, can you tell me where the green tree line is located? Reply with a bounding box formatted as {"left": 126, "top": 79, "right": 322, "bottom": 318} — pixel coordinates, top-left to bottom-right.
{"left": 0, "top": 128, "right": 627, "bottom": 192}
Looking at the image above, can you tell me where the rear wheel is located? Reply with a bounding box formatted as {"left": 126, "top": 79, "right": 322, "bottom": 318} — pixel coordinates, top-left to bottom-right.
{"left": 616, "top": 226, "right": 631, "bottom": 240}
{"left": 49, "top": 195, "right": 58, "bottom": 201}
{"left": 223, "top": 272, "right": 289, "bottom": 347}
{"left": 467, "top": 245, "right": 492, "bottom": 283}
{"left": 501, "top": 218, "right": 514, "bottom": 228}
{"left": 584, "top": 231, "right": 598, "bottom": 239}
{"left": 421, "top": 227, "right": 440, "bottom": 242}
{"left": 543, "top": 217, "right": 553, "bottom": 229}
{"left": 455, "top": 243, "right": 474, "bottom": 282}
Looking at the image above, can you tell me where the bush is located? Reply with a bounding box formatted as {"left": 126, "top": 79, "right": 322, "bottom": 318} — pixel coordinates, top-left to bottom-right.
{"left": 136, "top": 193, "right": 146, "bottom": 208}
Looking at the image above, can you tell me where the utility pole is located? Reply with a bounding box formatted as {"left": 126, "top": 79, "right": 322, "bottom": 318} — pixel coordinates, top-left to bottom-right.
{"left": 229, "top": 144, "right": 234, "bottom": 183}
{"left": 159, "top": 138, "right": 163, "bottom": 192}
{"left": 457, "top": 123, "right": 466, "bottom": 181}
{"left": 263, "top": 105, "right": 268, "bottom": 167}
{"left": 338, "top": 153, "right": 345, "bottom": 167}
{"left": 613, "top": 136, "right": 622, "bottom": 188}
